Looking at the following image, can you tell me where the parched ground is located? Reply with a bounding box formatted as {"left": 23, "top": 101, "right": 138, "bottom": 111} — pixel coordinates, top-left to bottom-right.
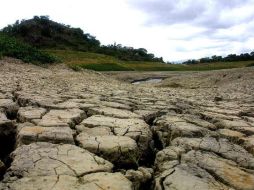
{"left": 0, "top": 58, "right": 254, "bottom": 190}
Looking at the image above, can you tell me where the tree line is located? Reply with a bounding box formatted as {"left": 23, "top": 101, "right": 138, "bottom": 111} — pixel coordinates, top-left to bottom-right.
{"left": 183, "top": 52, "right": 254, "bottom": 64}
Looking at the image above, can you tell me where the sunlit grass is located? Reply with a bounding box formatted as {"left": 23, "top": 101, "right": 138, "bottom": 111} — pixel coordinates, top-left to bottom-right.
{"left": 46, "top": 50, "right": 119, "bottom": 64}
{"left": 46, "top": 50, "right": 254, "bottom": 71}
{"left": 181, "top": 61, "right": 254, "bottom": 71}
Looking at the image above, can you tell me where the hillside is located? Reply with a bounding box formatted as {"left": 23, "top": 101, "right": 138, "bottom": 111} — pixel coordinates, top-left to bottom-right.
{"left": 0, "top": 33, "right": 57, "bottom": 64}
{"left": 2, "top": 16, "right": 100, "bottom": 51}
{"left": 1, "top": 16, "right": 163, "bottom": 62}
{"left": 47, "top": 50, "right": 254, "bottom": 71}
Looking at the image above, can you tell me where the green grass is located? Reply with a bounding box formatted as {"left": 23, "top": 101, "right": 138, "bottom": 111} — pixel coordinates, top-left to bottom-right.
{"left": 79, "top": 63, "right": 132, "bottom": 71}
{"left": 247, "top": 62, "right": 254, "bottom": 67}
{"left": 0, "top": 33, "right": 57, "bottom": 64}
{"left": 46, "top": 50, "right": 133, "bottom": 71}
{"left": 46, "top": 50, "right": 120, "bottom": 64}
{"left": 46, "top": 50, "right": 254, "bottom": 71}
{"left": 180, "top": 61, "right": 254, "bottom": 71}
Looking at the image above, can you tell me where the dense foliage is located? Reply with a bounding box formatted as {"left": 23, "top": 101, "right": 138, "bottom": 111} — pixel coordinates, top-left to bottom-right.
{"left": 2, "top": 16, "right": 100, "bottom": 51}
{"left": 0, "top": 33, "right": 57, "bottom": 64}
{"left": 183, "top": 52, "right": 254, "bottom": 64}
{"left": 2, "top": 16, "right": 163, "bottom": 62}
{"left": 97, "top": 44, "right": 163, "bottom": 62}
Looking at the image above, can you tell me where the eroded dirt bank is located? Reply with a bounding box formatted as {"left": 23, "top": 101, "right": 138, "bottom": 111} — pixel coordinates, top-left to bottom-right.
{"left": 0, "top": 58, "right": 254, "bottom": 190}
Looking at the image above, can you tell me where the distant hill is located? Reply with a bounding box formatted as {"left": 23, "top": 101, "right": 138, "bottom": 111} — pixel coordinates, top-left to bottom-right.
{"left": 1, "top": 16, "right": 100, "bottom": 51}
{"left": 1, "top": 16, "right": 163, "bottom": 62}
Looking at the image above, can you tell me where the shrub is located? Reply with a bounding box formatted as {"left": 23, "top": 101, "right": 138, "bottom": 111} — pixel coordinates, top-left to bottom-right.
{"left": 0, "top": 33, "right": 57, "bottom": 64}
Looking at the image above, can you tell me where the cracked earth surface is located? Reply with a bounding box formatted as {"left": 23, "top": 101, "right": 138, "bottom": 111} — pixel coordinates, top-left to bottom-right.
{"left": 0, "top": 58, "right": 254, "bottom": 190}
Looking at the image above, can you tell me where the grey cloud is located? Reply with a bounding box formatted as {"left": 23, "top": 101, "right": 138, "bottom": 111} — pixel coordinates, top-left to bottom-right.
{"left": 128, "top": 0, "right": 254, "bottom": 29}
{"left": 129, "top": 0, "right": 206, "bottom": 26}
{"left": 240, "top": 47, "right": 253, "bottom": 53}
{"left": 218, "top": 0, "right": 250, "bottom": 8}
{"left": 212, "top": 34, "right": 252, "bottom": 42}
{"left": 168, "top": 28, "right": 251, "bottom": 43}
{"left": 203, "top": 20, "right": 254, "bottom": 42}
{"left": 174, "top": 42, "right": 230, "bottom": 52}
{"left": 127, "top": 0, "right": 254, "bottom": 60}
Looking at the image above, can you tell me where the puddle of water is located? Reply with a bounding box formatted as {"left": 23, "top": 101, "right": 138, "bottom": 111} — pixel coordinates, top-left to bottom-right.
{"left": 132, "top": 78, "right": 163, "bottom": 85}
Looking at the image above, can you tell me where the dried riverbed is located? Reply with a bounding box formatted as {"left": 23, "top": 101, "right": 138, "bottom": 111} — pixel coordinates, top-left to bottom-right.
{"left": 0, "top": 58, "right": 254, "bottom": 190}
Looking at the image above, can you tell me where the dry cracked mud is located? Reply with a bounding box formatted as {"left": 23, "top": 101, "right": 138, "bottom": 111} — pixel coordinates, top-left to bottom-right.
{"left": 0, "top": 58, "right": 253, "bottom": 190}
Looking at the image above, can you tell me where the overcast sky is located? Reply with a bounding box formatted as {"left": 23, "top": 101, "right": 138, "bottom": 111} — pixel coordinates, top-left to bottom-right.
{"left": 1, "top": 0, "right": 254, "bottom": 61}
